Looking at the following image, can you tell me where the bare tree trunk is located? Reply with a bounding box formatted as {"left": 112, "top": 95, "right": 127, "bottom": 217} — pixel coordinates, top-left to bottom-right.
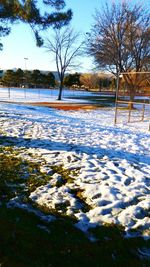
{"left": 128, "top": 85, "right": 135, "bottom": 109}
{"left": 57, "top": 79, "right": 63, "bottom": 100}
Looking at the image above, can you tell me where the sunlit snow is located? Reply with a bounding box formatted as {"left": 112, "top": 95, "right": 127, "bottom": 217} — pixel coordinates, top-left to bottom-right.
{"left": 0, "top": 92, "right": 149, "bottom": 238}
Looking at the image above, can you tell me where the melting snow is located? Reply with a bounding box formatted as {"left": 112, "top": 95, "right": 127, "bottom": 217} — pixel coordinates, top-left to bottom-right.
{"left": 0, "top": 101, "right": 150, "bottom": 238}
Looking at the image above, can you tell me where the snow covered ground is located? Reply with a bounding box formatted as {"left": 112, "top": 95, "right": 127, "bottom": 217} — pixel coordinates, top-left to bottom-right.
{"left": 0, "top": 100, "right": 150, "bottom": 239}
{"left": 0, "top": 87, "right": 103, "bottom": 103}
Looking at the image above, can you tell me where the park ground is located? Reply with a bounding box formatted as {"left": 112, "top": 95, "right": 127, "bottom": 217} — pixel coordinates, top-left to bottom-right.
{"left": 0, "top": 94, "right": 150, "bottom": 266}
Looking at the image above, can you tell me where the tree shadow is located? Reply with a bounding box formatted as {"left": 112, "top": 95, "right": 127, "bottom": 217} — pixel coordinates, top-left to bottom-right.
{"left": 0, "top": 205, "right": 149, "bottom": 267}
{"left": 0, "top": 135, "right": 149, "bottom": 165}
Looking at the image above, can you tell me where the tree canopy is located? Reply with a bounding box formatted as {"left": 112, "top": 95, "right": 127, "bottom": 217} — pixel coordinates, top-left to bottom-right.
{"left": 1, "top": 68, "right": 55, "bottom": 88}
{"left": 0, "top": 0, "right": 72, "bottom": 48}
{"left": 64, "top": 72, "right": 81, "bottom": 87}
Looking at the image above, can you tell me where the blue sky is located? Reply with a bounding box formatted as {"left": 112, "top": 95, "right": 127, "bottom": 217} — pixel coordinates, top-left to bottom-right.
{"left": 0, "top": 0, "right": 101, "bottom": 72}
{"left": 0, "top": 0, "right": 148, "bottom": 72}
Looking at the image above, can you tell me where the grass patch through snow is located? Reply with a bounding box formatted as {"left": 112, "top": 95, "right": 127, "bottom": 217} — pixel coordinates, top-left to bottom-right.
{"left": 0, "top": 145, "right": 149, "bottom": 266}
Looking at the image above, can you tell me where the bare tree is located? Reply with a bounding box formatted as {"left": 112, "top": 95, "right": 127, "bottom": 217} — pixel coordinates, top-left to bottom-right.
{"left": 45, "top": 27, "right": 84, "bottom": 100}
{"left": 87, "top": 1, "right": 150, "bottom": 102}
{"left": 80, "top": 73, "right": 100, "bottom": 90}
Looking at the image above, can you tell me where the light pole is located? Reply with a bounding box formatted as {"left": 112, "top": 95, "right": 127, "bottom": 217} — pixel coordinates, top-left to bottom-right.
{"left": 24, "top": 57, "right": 28, "bottom": 71}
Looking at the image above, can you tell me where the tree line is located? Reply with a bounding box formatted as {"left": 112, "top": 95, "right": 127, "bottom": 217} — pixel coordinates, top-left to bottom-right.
{"left": 0, "top": 69, "right": 115, "bottom": 91}
{"left": 64, "top": 72, "right": 115, "bottom": 91}
{"left": 0, "top": 69, "right": 55, "bottom": 88}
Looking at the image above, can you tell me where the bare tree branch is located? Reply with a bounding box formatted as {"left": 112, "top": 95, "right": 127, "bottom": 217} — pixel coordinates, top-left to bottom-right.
{"left": 86, "top": 1, "right": 150, "bottom": 102}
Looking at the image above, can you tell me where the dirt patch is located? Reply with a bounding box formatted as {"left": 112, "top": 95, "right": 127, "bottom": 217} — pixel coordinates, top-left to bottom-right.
{"left": 28, "top": 102, "right": 101, "bottom": 111}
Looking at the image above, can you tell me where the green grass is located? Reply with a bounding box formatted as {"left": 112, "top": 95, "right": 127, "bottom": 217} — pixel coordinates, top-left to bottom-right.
{"left": 0, "top": 145, "right": 149, "bottom": 267}
{"left": 0, "top": 147, "right": 52, "bottom": 201}
{"left": 50, "top": 164, "right": 79, "bottom": 185}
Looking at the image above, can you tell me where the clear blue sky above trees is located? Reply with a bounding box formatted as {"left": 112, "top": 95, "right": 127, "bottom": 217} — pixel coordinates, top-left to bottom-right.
{"left": 0, "top": 0, "right": 148, "bottom": 72}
